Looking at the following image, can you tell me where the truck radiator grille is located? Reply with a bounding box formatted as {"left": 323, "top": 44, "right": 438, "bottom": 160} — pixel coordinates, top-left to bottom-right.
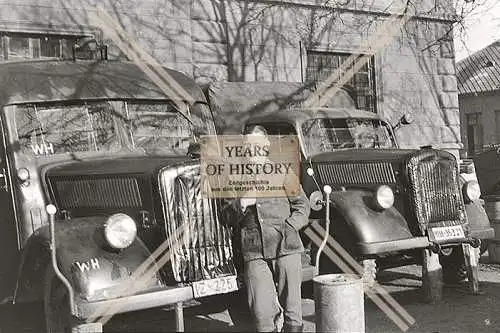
{"left": 316, "top": 162, "right": 396, "bottom": 185}
{"left": 159, "top": 164, "right": 235, "bottom": 282}
{"left": 50, "top": 176, "right": 142, "bottom": 209}
{"left": 406, "top": 150, "right": 467, "bottom": 231}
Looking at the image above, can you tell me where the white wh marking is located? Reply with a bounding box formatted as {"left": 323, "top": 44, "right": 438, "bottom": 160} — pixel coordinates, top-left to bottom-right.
{"left": 75, "top": 258, "right": 101, "bottom": 272}
{"left": 31, "top": 143, "right": 54, "bottom": 155}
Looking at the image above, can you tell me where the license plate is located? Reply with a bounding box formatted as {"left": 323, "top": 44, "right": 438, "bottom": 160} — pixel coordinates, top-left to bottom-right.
{"left": 431, "top": 225, "right": 465, "bottom": 241}
{"left": 192, "top": 275, "right": 238, "bottom": 298}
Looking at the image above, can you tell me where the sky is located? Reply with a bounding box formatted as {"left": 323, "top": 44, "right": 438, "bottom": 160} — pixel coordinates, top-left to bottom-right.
{"left": 455, "top": 0, "right": 500, "bottom": 61}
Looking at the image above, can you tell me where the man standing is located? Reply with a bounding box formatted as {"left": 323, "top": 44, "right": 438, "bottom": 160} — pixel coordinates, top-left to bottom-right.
{"left": 222, "top": 125, "right": 310, "bottom": 332}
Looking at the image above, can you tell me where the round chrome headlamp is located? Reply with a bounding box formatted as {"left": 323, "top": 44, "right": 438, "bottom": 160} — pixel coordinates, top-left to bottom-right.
{"left": 463, "top": 180, "right": 481, "bottom": 203}
{"left": 374, "top": 185, "right": 394, "bottom": 210}
{"left": 104, "top": 213, "right": 137, "bottom": 249}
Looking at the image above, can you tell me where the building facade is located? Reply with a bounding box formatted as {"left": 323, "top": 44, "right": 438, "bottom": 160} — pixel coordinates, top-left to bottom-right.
{"left": 457, "top": 40, "right": 500, "bottom": 156}
{"left": 0, "top": 0, "right": 461, "bottom": 153}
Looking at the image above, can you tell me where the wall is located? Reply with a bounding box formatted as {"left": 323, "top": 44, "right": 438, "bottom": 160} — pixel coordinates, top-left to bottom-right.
{"left": 459, "top": 92, "right": 500, "bottom": 153}
{"left": 0, "top": 0, "right": 461, "bottom": 152}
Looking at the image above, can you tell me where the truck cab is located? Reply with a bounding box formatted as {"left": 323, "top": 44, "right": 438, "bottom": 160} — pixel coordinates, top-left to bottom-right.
{"left": 0, "top": 60, "right": 237, "bottom": 332}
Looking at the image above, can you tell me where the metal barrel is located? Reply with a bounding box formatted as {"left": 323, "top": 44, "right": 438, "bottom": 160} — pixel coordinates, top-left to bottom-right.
{"left": 313, "top": 273, "right": 365, "bottom": 333}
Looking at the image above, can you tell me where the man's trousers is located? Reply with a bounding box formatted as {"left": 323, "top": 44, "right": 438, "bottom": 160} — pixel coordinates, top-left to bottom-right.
{"left": 244, "top": 253, "right": 303, "bottom": 332}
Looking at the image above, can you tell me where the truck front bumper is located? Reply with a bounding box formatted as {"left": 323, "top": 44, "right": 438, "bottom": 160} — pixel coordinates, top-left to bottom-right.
{"left": 358, "top": 236, "right": 431, "bottom": 255}
{"left": 470, "top": 227, "right": 495, "bottom": 240}
{"left": 358, "top": 227, "right": 494, "bottom": 256}
{"left": 77, "top": 285, "right": 194, "bottom": 318}
{"left": 77, "top": 280, "right": 239, "bottom": 320}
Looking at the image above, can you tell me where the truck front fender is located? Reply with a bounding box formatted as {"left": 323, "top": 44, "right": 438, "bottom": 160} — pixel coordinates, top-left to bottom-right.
{"left": 457, "top": 174, "right": 494, "bottom": 241}
{"left": 329, "top": 189, "right": 414, "bottom": 244}
{"left": 14, "top": 216, "right": 162, "bottom": 304}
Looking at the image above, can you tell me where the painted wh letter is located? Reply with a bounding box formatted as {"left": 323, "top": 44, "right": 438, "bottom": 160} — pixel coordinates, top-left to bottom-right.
{"left": 90, "top": 258, "right": 100, "bottom": 270}
{"left": 75, "top": 258, "right": 101, "bottom": 272}
{"left": 31, "top": 143, "right": 54, "bottom": 155}
{"left": 76, "top": 261, "right": 91, "bottom": 272}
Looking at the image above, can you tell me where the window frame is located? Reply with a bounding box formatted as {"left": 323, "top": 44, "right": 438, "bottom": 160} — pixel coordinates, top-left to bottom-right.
{"left": 305, "top": 50, "right": 377, "bottom": 113}
{"left": 0, "top": 32, "right": 97, "bottom": 61}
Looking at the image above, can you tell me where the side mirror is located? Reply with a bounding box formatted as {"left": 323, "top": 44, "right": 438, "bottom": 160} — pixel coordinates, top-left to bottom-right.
{"left": 392, "top": 113, "right": 413, "bottom": 131}
{"left": 187, "top": 142, "right": 201, "bottom": 159}
{"left": 400, "top": 113, "right": 413, "bottom": 125}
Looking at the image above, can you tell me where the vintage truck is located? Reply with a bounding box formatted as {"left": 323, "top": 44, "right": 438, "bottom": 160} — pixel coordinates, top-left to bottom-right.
{"left": 0, "top": 60, "right": 238, "bottom": 332}
{"left": 206, "top": 81, "right": 494, "bottom": 286}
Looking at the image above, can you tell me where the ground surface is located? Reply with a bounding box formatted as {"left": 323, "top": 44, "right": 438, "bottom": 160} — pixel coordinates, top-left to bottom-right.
{"left": 2, "top": 254, "right": 500, "bottom": 333}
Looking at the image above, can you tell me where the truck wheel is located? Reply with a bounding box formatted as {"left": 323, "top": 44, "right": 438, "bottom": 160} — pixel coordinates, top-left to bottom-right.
{"left": 440, "top": 247, "right": 467, "bottom": 284}
{"left": 442, "top": 262, "right": 467, "bottom": 284}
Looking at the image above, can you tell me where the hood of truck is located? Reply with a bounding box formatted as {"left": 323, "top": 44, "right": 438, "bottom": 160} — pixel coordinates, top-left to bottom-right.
{"left": 43, "top": 155, "right": 237, "bottom": 285}
{"left": 309, "top": 148, "right": 419, "bottom": 164}
{"left": 44, "top": 155, "right": 199, "bottom": 219}
{"left": 45, "top": 156, "right": 194, "bottom": 177}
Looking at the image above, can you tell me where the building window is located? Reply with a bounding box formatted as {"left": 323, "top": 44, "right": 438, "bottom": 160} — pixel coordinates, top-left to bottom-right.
{"left": 40, "top": 36, "right": 63, "bottom": 58}
{"left": 495, "top": 110, "right": 500, "bottom": 144}
{"left": 305, "top": 51, "right": 377, "bottom": 113}
{"left": 466, "top": 113, "right": 483, "bottom": 155}
{"left": 8, "top": 36, "right": 31, "bottom": 59}
{"left": 1, "top": 33, "right": 87, "bottom": 60}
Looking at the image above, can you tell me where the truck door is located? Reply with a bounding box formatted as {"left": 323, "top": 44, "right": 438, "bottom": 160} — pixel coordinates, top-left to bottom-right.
{"left": 0, "top": 118, "right": 20, "bottom": 303}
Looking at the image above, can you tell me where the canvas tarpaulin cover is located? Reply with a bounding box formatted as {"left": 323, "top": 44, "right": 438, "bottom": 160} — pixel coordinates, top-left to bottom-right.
{"left": 205, "top": 82, "right": 357, "bottom": 134}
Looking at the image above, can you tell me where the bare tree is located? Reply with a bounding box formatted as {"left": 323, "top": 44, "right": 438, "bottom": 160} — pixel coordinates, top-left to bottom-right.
{"left": 453, "top": 0, "right": 500, "bottom": 60}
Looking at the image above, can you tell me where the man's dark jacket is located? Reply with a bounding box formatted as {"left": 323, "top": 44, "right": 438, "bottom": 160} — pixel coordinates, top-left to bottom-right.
{"left": 221, "top": 188, "right": 311, "bottom": 262}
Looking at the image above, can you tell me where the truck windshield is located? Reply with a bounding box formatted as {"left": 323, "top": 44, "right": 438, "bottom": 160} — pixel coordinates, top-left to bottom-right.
{"left": 301, "top": 117, "right": 396, "bottom": 156}
{"left": 14, "top": 100, "right": 213, "bottom": 156}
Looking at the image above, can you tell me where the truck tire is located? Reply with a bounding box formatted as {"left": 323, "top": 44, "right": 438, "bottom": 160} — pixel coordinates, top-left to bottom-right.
{"left": 440, "top": 247, "right": 467, "bottom": 284}
{"left": 441, "top": 242, "right": 485, "bottom": 284}
{"left": 442, "top": 262, "right": 467, "bottom": 284}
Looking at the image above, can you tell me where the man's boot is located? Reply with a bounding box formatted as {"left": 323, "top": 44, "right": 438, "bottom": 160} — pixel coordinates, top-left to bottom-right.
{"left": 282, "top": 323, "right": 303, "bottom": 332}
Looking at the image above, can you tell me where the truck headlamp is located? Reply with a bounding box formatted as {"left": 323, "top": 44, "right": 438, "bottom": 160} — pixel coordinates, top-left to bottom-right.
{"left": 104, "top": 213, "right": 137, "bottom": 249}
{"left": 374, "top": 185, "right": 394, "bottom": 210}
{"left": 462, "top": 180, "right": 481, "bottom": 203}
